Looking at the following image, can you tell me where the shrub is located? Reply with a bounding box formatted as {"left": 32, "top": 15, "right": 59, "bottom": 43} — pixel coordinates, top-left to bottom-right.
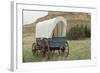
{"left": 67, "top": 25, "right": 90, "bottom": 40}
{"left": 84, "top": 25, "right": 91, "bottom": 37}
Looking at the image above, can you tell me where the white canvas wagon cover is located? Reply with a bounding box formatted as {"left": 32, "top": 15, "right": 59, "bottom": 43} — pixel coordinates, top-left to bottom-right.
{"left": 36, "top": 16, "right": 67, "bottom": 38}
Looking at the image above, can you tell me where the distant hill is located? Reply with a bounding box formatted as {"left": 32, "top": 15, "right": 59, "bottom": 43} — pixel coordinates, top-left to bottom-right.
{"left": 23, "top": 11, "right": 91, "bottom": 34}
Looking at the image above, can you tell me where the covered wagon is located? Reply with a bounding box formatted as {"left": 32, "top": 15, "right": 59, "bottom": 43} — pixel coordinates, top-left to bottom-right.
{"left": 32, "top": 16, "right": 69, "bottom": 58}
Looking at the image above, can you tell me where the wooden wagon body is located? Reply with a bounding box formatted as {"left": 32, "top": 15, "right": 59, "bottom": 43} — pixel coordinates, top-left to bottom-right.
{"left": 36, "top": 37, "right": 66, "bottom": 48}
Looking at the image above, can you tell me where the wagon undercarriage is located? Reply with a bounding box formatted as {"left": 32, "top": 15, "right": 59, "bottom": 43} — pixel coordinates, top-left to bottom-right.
{"left": 32, "top": 37, "right": 69, "bottom": 59}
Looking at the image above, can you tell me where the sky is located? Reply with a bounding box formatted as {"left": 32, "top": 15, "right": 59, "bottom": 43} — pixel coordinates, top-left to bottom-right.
{"left": 23, "top": 10, "right": 48, "bottom": 25}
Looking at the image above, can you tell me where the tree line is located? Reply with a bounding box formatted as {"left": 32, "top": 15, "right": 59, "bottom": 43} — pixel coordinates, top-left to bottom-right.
{"left": 67, "top": 25, "right": 91, "bottom": 40}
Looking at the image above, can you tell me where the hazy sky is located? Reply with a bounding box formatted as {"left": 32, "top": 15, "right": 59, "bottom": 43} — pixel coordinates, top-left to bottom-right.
{"left": 23, "top": 10, "right": 48, "bottom": 24}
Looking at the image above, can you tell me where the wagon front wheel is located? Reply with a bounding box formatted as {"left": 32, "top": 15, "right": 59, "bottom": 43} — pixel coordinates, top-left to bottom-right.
{"left": 32, "top": 43, "right": 36, "bottom": 55}
{"left": 32, "top": 43, "right": 40, "bottom": 55}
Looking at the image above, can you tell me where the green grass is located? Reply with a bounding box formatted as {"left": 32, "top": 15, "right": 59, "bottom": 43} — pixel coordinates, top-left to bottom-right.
{"left": 23, "top": 36, "right": 91, "bottom": 62}
{"left": 67, "top": 39, "right": 91, "bottom": 60}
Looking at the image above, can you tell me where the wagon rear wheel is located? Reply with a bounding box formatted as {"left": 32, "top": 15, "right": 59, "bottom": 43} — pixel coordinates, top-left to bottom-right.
{"left": 65, "top": 41, "right": 69, "bottom": 57}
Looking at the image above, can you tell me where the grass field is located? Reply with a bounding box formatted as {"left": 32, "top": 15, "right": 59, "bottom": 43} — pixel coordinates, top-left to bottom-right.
{"left": 23, "top": 33, "right": 91, "bottom": 62}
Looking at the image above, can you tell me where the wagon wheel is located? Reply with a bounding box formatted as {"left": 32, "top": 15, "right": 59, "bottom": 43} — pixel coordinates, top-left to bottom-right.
{"left": 65, "top": 41, "right": 69, "bottom": 57}
{"left": 32, "top": 43, "right": 36, "bottom": 55}
{"left": 42, "top": 38, "right": 50, "bottom": 60}
{"left": 32, "top": 43, "right": 40, "bottom": 55}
